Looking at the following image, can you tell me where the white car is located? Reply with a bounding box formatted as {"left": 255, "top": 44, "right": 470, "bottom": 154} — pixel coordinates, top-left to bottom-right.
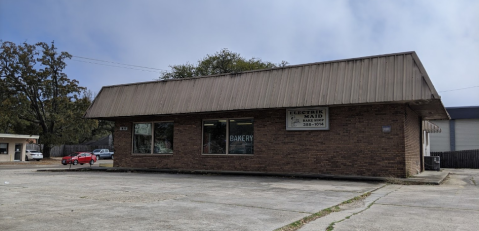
{"left": 25, "top": 150, "right": 43, "bottom": 161}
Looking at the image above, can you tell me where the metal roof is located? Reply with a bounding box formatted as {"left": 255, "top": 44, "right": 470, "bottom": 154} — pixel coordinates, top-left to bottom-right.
{"left": 85, "top": 51, "right": 449, "bottom": 120}
{"left": 446, "top": 106, "right": 479, "bottom": 119}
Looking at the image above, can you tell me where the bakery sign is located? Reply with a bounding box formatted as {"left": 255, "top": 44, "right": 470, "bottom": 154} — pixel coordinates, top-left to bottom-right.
{"left": 286, "top": 107, "right": 329, "bottom": 130}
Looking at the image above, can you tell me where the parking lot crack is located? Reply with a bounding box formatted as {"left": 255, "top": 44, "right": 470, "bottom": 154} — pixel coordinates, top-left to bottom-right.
{"left": 187, "top": 200, "right": 312, "bottom": 214}
{"left": 323, "top": 185, "right": 399, "bottom": 231}
{"left": 275, "top": 185, "right": 388, "bottom": 231}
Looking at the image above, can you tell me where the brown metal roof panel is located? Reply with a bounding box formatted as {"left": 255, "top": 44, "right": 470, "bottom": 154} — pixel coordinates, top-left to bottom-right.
{"left": 167, "top": 80, "right": 181, "bottom": 113}
{"left": 273, "top": 68, "right": 287, "bottom": 108}
{"left": 333, "top": 61, "right": 344, "bottom": 105}
{"left": 412, "top": 65, "right": 423, "bottom": 100}
{"left": 173, "top": 80, "right": 189, "bottom": 113}
{"left": 215, "top": 75, "right": 228, "bottom": 111}
{"left": 84, "top": 51, "right": 448, "bottom": 120}
{"left": 256, "top": 70, "right": 269, "bottom": 109}
{"left": 282, "top": 67, "right": 297, "bottom": 107}
{"left": 113, "top": 86, "right": 129, "bottom": 116}
{"left": 241, "top": 72, "right": 255, "bottom": 109}
{"left": 368, "top": 57, "right": 378, "bottom": 103}
{"left": 243, "top": 73, "right": 255, "bottom": 109}
{"left": 184, "top": 79, "right": 198, "bottom": 112}
{"left": 191, "top": 78, "right": 204, "bottom": 113}
{"left": 303, "top": 65, "right": 315, "bottom": 106}
{"left": 262, "top": 70, "right": 277, "bottom": 108}
{"left": 205, "top": 76, "right": 219, "bottom": 112}
{"left": 359, "top": 58, "right": 370, "bottom": 103}
{"left": 349, "top": 60, "right": 360, "bottom": 104}
{"left": 376, "top": 57, "right": 386, "bottom": 103}
{"left": 318, "top": 63, "right": 331, "bottom": 105}
{"left": 253, "top": 71, "right": 267, "bottom": 108}
{"left": 292, "top": 66, "right": 306, "bottom": 107}
{"left": 231, "top": 74, "right": 245, "bottom": 110}
{"left": 404, "top": 54, "right": 414, "bottom": 101}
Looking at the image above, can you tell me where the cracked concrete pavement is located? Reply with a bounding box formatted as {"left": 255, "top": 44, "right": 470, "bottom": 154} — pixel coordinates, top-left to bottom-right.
{"left": 1, "top": 166, "right": 477, "bottom": 231}
{"left": 299, "top": 169, "right": 479, "bottom": 231}
{"left": 0, "top": 167, "right": 382, "bottom": 231}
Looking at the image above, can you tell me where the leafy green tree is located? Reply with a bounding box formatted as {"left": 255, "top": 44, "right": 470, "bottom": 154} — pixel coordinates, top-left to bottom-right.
{"left": 160, "top": 48, "right": 288, "bottom": 80}
{"left": 0, "top": 41, "right": 98, "bottom": 157}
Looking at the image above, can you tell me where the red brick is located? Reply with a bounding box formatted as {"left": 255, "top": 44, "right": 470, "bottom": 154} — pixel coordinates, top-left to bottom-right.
{"left": 112, "top": 103, "right": 421, "bottom": 178}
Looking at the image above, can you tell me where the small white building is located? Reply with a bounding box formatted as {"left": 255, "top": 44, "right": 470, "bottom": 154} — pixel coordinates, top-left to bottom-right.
{"left": 0, "top": 134, "right": 40, "bottom": 162}
{"left": 430, "top": 106, "right": 479, "bottom": 152}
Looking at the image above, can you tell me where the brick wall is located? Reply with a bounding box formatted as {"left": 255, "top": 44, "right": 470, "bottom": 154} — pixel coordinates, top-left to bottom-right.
{"left": 113, "top": 104, "right": 413, "bottom": 178}
{"left": 404, "top": 106, "right": 421, "bottom": 176}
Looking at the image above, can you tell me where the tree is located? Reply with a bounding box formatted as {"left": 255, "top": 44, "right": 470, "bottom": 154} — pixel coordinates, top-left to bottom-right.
{"left": 160, "top": 48, "right": 288, "bottom": 80}
{"left": 0, "top": 41, "right": 97, "bottom": 157}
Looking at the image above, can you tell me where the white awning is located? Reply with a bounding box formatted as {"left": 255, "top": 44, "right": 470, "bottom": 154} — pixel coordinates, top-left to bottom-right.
{"left": 423, "top": 121, "right": 441, "bottom": 133}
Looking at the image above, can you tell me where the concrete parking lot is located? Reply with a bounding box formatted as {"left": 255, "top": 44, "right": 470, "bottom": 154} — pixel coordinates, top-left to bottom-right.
{"left": 1, "top": 166, "right": 478, "bottom": 231}
{"left": 0, "top": 167, "right": 381, "bottom": 231}
{"left": 300, "top": 169, "right": 479, "bottom": 231}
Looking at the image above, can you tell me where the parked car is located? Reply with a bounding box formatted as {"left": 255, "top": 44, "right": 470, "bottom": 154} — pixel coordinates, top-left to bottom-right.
{"left": 92, "top": 149, "right": 114, "bottom": 160}
{"left": 25, "top": 150, "right": 43, "bottom": 161}
{"left": 62, "top": 152, "right": 97, "bottom": 165}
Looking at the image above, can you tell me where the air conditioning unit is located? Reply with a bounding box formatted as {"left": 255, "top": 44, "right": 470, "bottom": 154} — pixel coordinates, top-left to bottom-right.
{"left": 425, "top": 156, "right": 440, "bottom": 171}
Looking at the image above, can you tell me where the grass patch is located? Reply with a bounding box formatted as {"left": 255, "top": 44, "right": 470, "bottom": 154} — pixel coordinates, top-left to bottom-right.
{"left": 274, "top": 192, "right": 371, "bottom": 231}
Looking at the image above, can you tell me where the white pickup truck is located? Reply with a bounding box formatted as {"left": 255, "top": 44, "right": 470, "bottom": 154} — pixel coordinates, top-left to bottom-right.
{"left": 92, "top": 149, "right": 114, "bottom": 160}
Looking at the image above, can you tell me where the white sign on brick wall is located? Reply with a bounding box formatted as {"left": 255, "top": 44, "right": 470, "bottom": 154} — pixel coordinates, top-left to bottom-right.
{"left": 286, "top": 107, "right": 329, "bottom": 130}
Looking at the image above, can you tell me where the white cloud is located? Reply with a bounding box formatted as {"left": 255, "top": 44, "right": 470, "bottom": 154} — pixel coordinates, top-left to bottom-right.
{"left": 1, "top": 0, "right": 478, "bottom": 106}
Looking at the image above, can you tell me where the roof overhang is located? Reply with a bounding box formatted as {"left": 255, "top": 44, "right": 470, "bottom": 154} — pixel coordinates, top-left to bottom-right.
{"left": 408, "top": 99, "right": 450, "bottom": 120}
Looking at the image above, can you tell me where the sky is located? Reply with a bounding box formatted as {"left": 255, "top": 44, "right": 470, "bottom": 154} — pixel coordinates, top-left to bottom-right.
{"left": 1, "top": 0, "right": 478, "bottom": 107}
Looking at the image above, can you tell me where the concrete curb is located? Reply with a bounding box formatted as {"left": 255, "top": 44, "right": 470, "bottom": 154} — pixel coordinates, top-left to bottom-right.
{"left": 37, "top": 167, "right": 450, "bottom": 185}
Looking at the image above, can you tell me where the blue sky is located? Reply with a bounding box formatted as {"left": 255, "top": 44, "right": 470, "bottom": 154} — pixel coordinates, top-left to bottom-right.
{"left": 1, "top": 0, "right": 478, "bottom": 107}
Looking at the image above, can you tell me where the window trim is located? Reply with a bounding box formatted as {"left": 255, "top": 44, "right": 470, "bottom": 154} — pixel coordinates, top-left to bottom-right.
{"left": 201, "top": 117, "right": 254, "bottom": 156}
{"left": 0, "top": 143, "right": 8, "bottom": 154}
{"left": 132, "top": 121, "right": 174, "bottom": 155}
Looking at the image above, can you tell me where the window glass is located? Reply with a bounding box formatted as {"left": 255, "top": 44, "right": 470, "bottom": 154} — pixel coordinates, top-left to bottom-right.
{"left": 229, "top": 119, "right": 254, "bottom": 154}
{"left": 203, "top": 120, "right": 227, "bottom": 154}
{"left": 0, "top": 143, "right": 7, "bottom": 154}
{"left": 154, "top": 122, "right": 174, "bottom": 154}
{"left": 133, "top": 123, "right": 152, "bottom": 153}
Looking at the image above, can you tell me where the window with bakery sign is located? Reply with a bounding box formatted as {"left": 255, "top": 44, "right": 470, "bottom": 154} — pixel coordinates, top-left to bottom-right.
{"left": 286, "top": 107, "right": 329, "bottom": 130}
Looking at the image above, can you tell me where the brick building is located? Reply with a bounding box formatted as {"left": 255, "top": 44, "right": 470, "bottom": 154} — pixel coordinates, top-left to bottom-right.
{"left": 85, "top": 52, "right": 448, "bottom": 178}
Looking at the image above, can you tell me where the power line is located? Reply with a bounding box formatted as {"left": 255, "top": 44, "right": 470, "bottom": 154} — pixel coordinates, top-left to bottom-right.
{"left": 70, "top": 59, "right": 162, "bottom": 73}
{"left": 71, "top": 55, "right": 167, "bottom": 72}
{"left": 439, "top": 86, "right": 479, "bottom": 92}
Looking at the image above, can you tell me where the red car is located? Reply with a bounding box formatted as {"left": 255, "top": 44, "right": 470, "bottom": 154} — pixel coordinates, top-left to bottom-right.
{"left": 62, "top": 152, "right": 97, "bottom": 165}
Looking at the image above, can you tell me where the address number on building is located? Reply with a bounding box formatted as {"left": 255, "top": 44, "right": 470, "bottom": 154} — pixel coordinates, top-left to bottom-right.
{"left": 286, "top": 107, "right": 329, "bottom": 130}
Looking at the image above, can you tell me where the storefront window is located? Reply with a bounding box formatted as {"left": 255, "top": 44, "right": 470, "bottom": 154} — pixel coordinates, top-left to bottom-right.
{"left": 0, "top": 143, "right": 8, "bottom": 154}
{"left": 133, "top": 123, "right": 152, "bottom": 153}
{"left": 203, "top": 118, "right": 253, "bottom": 155}
{"left": 154, "top": 122, "right": 174, "bottom": 154}
{"left": 133, "top": 122, "right": 174, "bottom": 154}
{"left": 229, "top": 119, "right": 254, "bottom": 154}
{"left": 203, "top": 120, "right": 227, "bottom": 154}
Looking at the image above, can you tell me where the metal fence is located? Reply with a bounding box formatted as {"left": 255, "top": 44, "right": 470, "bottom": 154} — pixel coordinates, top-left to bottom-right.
{"left": 26, "top": 144, "right": 114, "bottom": 157}
{"left": 430, "top": 150, "right": 479, "bottom": 169}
